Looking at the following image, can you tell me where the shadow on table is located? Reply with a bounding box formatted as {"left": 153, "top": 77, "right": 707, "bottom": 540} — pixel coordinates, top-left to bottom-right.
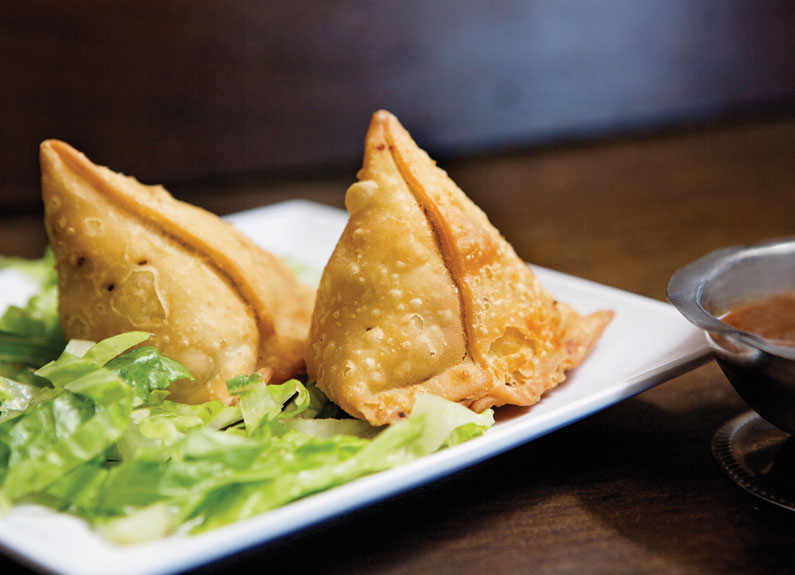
{"left": 568, "top": 388, "right": 795, "bottom": 574}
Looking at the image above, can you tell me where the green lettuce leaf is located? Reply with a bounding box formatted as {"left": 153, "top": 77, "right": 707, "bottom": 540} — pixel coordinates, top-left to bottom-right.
{"left": 0, "top": 249, "right": 64, "bottom": 368}
{"left": 0, "top": 334, "right": 149, "bottom": 499}
{"left": 105, "top": 345, "right": 193, "bottom": 406}
{"left": 0, "top": 374, "right": 40, "bottom": 415}
{"left": 117, "top": 398, "right": 241, "bottom": 462}
{"left": 99, "top": 388, "right": 493, "bottom": 541}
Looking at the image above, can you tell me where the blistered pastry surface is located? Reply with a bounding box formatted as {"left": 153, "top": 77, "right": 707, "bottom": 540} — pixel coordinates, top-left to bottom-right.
{"left": 307, "top": 118, "right": 468, "bottom": 422}
{"left": 308, "top": 112, "right": 613, "bottom": 425}
{"left": 40, "top": 140, "right": 314, "bottom": 402}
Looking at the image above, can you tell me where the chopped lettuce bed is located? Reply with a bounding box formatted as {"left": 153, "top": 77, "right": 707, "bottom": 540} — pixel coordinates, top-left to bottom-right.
{"left": 0, "top": 255, "right": 493, "bottom": 544}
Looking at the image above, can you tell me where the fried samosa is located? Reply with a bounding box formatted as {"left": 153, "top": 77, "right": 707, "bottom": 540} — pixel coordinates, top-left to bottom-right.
{"left": 307, "top": 111, "right": 613, "bottom": 425}
{"left": 40, "top": 140, "right": 314, "bottom": 404}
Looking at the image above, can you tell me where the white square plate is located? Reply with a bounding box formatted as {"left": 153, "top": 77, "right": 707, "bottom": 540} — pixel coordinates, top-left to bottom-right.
{"left": 0, "top": 200, "right": 710, "bottom": 575}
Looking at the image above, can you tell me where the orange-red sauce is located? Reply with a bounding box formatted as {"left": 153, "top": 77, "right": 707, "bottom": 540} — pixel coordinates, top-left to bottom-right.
{"left": 722, "top": 292, "right": 795, "bottom": 346}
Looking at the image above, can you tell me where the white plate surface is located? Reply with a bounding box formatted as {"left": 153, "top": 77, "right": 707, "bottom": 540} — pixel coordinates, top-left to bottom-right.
{"left": 0, "top": 200, "right": 710, "bottom": 575}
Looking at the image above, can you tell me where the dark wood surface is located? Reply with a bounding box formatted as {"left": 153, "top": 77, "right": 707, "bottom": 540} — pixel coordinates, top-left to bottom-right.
{"left": 1, "top": 115, "right": 794, "bottom": 574}
{"left": 2, "top": 0, "right": 794, "bottom": 209}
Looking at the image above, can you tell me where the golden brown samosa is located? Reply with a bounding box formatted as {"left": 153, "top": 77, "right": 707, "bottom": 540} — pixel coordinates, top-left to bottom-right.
{"left": 307, "top": 111, "right": 612, "bottom": 425}
{"left": 40, "top": 140, "right": 314, "bottom": 404}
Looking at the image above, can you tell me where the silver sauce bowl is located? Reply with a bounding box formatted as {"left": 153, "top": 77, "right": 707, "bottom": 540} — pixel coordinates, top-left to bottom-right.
{"left": 667, "top": 237, "right": 795, "bottom": 435}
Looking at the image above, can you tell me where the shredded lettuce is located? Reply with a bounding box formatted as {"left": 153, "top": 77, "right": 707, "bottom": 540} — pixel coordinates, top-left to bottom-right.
{"left": 0, "top": 336, "right": 493, "bottom": 544}
{"left": 0, "top": 334, "right": 142, "bottom": 501}
{"left": 0, "top": 249, "right": 65, "bottom": 369}
{"left": 0, "top": 254, "right": 494, "bottom": 545}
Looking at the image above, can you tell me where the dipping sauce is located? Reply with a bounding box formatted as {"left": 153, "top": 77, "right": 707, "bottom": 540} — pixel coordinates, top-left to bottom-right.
{"left": 722, "top": 292, "right": 795, "bottom": 346}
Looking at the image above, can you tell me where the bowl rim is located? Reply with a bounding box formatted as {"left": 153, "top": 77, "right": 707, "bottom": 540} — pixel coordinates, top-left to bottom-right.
{"left": 667, "top": 236, "right": 795, "bottom": 360}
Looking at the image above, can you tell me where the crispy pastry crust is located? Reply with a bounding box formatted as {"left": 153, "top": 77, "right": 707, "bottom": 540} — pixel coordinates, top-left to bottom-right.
{"left": 41, "top": 140, "right": 314, "bottom": 403}
{"left": 307, "top": 111, "right": 613, "bottom": 425}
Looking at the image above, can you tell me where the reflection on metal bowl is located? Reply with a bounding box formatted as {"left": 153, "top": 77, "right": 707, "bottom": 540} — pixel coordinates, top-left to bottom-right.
{"left": 667, "top": 237, "right": 795, "bottom": 435}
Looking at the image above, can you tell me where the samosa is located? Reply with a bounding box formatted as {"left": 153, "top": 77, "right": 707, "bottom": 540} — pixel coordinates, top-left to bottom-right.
{"left": 40, "top": 140, "right": 314, "bottom": 404}
{"left": 307, "top": 111, "right": 612, "bottom": 425}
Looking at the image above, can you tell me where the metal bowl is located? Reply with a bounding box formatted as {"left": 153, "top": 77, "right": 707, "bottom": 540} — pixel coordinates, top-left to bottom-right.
{"left": 667, "top": 237, "right": 795, "bottom": 435}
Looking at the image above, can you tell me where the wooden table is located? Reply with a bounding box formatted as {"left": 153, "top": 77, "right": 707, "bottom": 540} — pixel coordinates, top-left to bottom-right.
{"left": 1, "top": 116, "right": 794, "bottom": 574}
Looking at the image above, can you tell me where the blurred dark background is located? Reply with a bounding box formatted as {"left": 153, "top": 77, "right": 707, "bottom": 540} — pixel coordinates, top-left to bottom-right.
{"left": 1, "top": 0, "right": 794, "bottom": 211}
